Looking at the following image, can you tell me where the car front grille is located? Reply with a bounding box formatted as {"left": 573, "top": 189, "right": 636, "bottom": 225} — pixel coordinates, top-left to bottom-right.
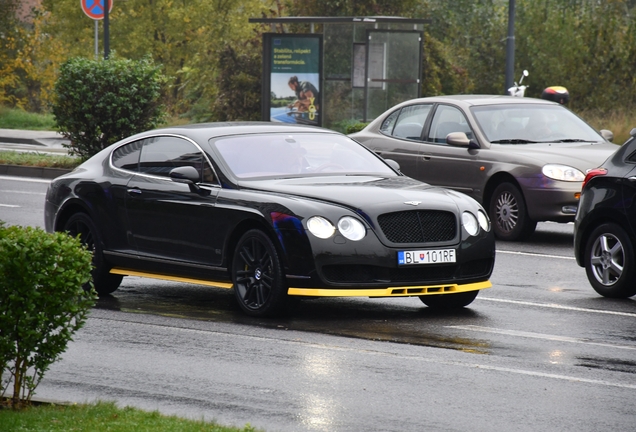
{"left": 377, "top": 210, "right": 456, "bottom": 243}
{"left": 321, "top": 258, "right": 493, "bottom": 285}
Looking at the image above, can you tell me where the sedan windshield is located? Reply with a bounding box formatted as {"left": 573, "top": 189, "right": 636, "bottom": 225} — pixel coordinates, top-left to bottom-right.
{"left": 471, "top": 104, "right": 604, "bottom": 144}
{"left": 212, "top": 133, "right": 398, "bottom": 179}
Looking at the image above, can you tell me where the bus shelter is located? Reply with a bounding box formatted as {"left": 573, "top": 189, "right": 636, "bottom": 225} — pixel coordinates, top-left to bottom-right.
{"left": 249, "top": 16, "right": 430, "bottom": 129}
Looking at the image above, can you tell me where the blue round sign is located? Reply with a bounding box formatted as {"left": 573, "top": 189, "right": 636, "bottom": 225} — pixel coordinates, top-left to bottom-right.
{"left": 81, "top": 0, "right": 113, "bottom": 20}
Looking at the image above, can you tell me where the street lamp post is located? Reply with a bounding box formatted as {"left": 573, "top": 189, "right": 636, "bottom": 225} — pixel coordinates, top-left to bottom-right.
{"left": 504, "top": 0, "right": 515, "bottom": 94}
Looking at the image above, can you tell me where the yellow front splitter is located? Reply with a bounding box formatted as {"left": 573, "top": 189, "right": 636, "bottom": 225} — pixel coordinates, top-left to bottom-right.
{"left": 110, "top": 268, "right": 490, "bottom": 298}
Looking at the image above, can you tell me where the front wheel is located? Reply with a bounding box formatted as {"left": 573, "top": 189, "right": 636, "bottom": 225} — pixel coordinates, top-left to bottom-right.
{"left": 584, "top": 223, "right": 636, "bottom": 298}
{"left": 63, "top": 213, "right": 122, "bottom": 295}
{"left": 419, "top": 290, "right": 479, "bottom": 309}
{"left": 232, "top": 229, "right": 288, "bottom": 317}
{"left": 489, "top": 182, "right": 536, "bottom": 241}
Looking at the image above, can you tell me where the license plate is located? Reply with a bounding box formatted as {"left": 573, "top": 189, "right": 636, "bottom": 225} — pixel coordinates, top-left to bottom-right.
{"left": 398, "top": 249, "right": 456, "bottom": 265}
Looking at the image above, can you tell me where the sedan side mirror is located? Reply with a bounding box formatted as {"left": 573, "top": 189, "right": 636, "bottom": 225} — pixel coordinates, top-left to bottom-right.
{"left": 384, "top": 158, "right": 401, "bottom": 173}
{"left": 169, "top": 165, "right": 200, "bottom": 184}
{"left": 446, "top": 132, "right": 480, "bottom": 149}
{"left": 600, "top": 129, "right": 614, "bottom": 142}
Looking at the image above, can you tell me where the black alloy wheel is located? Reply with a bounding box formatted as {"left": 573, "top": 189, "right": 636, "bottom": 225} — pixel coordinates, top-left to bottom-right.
{"left": 584, "top": 223, "right": 636, "bottom": 298}
{"left": 63, "top": 213, "right": 123, "bottom": 295}
{"left": 232, "top": 229, "right": 288, "bottom": 317}
{"left": 419, "top": 290, "right": 479, "bottom": 309}
{"left": 489, "top": 182, "right": 536, "bottom": 241}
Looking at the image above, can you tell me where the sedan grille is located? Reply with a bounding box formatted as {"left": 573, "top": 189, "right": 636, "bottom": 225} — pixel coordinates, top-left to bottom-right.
{"left": 378, "top": 210, "right": 457, "bottom": 243}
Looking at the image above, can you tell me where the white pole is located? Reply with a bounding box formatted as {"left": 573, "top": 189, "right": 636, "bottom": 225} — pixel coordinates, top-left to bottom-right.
{"left": 94, "top": 20, "right": 98, "bottom": 59}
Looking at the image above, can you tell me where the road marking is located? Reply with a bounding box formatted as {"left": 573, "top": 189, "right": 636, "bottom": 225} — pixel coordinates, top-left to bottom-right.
{"left": 0, "top": 203, "right": 19, "bottom": 208}
{"left": 95, "top": 316, "right": 636, "bottom": 390}
{"left": 0, "top": 175, "right": 51, "bottom": 184}
{"left": 497, "top": 249, "right": 575, "bottom": 260}
{"left": 0, "top": 189, "right": 46, "bottom": 195}
{"left": 479, "top": 296, "right": 636, "bottom": 317}
{"left": 448, "top": 325, "right": 636, "bottom": 351}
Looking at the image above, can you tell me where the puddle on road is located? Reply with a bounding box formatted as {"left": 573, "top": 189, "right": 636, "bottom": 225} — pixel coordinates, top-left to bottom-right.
{"left": 95, "top": 279, "right": 492, "bottom": 354}
{"left": 577, "top": 356, "right": 636, "bottom": 374}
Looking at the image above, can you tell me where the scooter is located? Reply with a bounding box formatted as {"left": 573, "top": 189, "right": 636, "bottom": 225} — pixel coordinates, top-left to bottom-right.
{"left": 508, "top": 70, "right": 529, "bottom": 97}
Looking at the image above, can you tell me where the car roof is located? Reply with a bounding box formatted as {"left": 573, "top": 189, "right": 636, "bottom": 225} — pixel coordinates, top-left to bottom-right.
{"left": 129, "top": 122, "right": 338, "bottom": 143}
{"left": 391, "top": 94, "right": 559, "bottom": 109}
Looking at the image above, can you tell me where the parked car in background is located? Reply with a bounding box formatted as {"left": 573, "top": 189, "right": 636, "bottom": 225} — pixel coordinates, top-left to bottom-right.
{"left": 350, "top": 95, "right": 618, "bottom": 241}
{"left": 574, "top": 128, "right": 636, "bottom": 298}
{"left": 45, "top": 122, "right": 495, "bottom": 317}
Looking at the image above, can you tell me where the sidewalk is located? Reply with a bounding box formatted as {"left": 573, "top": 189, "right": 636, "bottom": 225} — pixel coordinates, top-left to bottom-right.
{"left": 0, "top": 128, "right": 72, "bottom": 179}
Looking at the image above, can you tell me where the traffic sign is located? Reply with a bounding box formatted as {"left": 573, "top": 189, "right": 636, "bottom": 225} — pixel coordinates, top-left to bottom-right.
{"left": 81, "top": 0, "right": 113, "bottom": 20}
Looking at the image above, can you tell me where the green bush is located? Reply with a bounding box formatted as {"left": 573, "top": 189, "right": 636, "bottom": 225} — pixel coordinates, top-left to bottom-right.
{"left": 0, "top": 224, "right": 96, "bottom": 409}
{"left": 51, "top": 56, "right": 167, "bottom": 160}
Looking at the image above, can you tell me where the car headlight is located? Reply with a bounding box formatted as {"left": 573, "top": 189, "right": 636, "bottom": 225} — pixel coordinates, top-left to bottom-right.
{"left": 462, "top": 212, "right": 479, "bottom": 236}
{"left": 542, "top": 164, "right": 585, "bottom": 182}
{"left": 307, "top": 216, "right": 335, "bottom": 239}
{"left": 338, "top": 216, "right": 366, "bottom": 241}
{"left": 477, "top": 210, "right": 490, "bottom": 232}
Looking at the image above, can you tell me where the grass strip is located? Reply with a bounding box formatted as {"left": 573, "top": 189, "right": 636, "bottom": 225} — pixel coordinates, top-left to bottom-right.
{"left": 0, "top": 401, "right": 262, "bottom": 432}
{"left": 0, "top": 151, "right": 80, "bottom": 169}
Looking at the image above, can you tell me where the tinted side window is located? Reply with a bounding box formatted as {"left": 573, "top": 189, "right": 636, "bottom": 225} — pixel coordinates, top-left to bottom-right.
{"left": 112, "top": 140, "right": 143, "bottom": 171}
{"left": 139, "top": 136, "right": 215, "bottom": 183}
{"left": 391, "top": 104, "right": 432, "bottom": 140}
{"left": 380, "top": 110, "right": 400, "bottom": 134}
{"left": 428, "top": 105, "right": 473, "bottom": 144}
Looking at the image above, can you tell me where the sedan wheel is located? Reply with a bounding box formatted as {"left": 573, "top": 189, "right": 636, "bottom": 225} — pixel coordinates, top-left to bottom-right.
{"left": 419, "top": 290, "right": 479, "bottom": 309}
{"left": 585, "top": 223, "right": 636, "bottom": 298}
{"left": 489, "top": 182, "right": 536, "bottom": 241}
{"left": 63, "top": 213, "right": 122, "bottom": 295}
{"left": 232, "top": 229, "right": 288, "bottom": 317}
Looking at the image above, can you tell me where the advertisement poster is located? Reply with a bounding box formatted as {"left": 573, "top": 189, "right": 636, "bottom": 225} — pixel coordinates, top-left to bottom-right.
{"left": 265, "top": 34, "right": 322, "bottom": 126}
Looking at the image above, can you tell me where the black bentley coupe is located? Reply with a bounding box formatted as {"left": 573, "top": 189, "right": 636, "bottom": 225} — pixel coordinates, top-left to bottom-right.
{"left": 45, "top": 122, "right": 495, "bottom": 316}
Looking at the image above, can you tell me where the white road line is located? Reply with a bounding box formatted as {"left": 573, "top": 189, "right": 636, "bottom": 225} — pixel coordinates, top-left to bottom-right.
{"left": 0, "top": 204, "right": 19, "bottom": 208}
{"left": 497, "top": 249, "right": 575, "bottom": 260}
{"left": 479, "top": 296, "right": 636, "bottom": 317}
{"left": 448, "top": 325, "right": 636, "bottom": 351}
{"left": 0, "top": 175, "right": 51, "bottom": 184}
{"left": 0, "top": 189, "right": 46, "bottom": 195}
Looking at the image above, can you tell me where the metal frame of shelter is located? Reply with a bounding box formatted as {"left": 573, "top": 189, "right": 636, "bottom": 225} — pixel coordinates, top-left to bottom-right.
{"left": 249, "top": 16, "right": 430, "bottom": 129}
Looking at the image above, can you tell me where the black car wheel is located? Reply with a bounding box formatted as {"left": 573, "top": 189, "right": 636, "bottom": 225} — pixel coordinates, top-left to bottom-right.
{"left": 489, "top": 182, "right": 536, "bottom": 241}
{"left": 419, "top": 290, "right": 479, "bottom": 309}
{"left": 232, "top": 229, "right": 288, "bottom": 317}
{"left": 584, "top": 223, "right": 636, "bottom": 298}
{"left": 63, "top": 213, "right": 123, "bottom": 295}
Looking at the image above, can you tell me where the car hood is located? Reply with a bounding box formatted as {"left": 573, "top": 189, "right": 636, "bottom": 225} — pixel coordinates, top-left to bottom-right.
{"left": 239, "top": 175, "right": 470, "bottom": 213}
{"left": 499, "top": 141, "right": 618, "bottom": 169}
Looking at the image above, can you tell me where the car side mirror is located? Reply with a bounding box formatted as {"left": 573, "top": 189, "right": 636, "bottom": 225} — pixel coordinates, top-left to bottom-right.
{"left": 600, "top": 129, "right": 614, "bottom": 142}
{"left": 384, "top": 158, "right": 401, "bottom": 173}
{"left": 446, "top": 132, "right": 480, "bottom": 149}
{"left": 170, "top": 166, "right": 200, "bottom": 184}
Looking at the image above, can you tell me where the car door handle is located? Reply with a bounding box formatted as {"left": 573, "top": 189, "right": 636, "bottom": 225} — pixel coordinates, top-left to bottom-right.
{"left": 422, "top": 156, "right": 431, "bottom": 161}
{"left": 127, "top": 188, "right": 142, "bottom": 195}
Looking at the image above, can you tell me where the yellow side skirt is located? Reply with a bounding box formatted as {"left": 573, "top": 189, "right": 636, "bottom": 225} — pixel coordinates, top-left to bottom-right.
{"left": 110, "top": 268, "right": 490, "bottom": 298}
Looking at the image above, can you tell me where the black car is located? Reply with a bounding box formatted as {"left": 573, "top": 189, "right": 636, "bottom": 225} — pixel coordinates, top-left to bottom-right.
{"left": 45, "top": 123, "right": 495, "bottom": 316}
{"left": 574, "top": 128, "right": 636, "bottom": 298}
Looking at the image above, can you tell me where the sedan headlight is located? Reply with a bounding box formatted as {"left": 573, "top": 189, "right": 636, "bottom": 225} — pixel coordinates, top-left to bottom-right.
{"left": 307, "top": 216, "right": 335, "bottom": 239}
{"left": 462, "top": 211, "right": 479, "bottom": 236}
{"left": 542, "top": 164, "right": 585, "bottom": 182}
{"left": 477, "top": 210, "right": 490, "bottom": 232}
{"left": 338, "top": 216, "right": 366, "bottom": 241}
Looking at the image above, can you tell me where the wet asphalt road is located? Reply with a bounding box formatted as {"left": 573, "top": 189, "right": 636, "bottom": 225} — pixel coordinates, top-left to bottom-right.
{"left": 2, "top": 175, "right": 636, "bottom": 431}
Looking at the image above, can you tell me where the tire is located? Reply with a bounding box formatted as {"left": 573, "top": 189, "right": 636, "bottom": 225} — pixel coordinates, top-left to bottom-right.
{"left": 419, "top": 290, "right": 479, "bottom": 309}
{"left": 232, "top": 229, "right": 288, "bottom": 317}
{"left": 489, "top": 182, "right": 536, "bottom": 241}
{"left": 584, "top": 223, "right": 636, "bottom": 298}
{"left": 63, "top": 213, "right": 123, "bottom": 295}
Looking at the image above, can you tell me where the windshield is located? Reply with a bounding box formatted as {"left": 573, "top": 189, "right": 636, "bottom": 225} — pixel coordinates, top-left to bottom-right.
{"left": 471, "top": 104, "right": 604, "bottom": 144}
{"left": 212, "top": 133, "right": 397, "bottom": 179}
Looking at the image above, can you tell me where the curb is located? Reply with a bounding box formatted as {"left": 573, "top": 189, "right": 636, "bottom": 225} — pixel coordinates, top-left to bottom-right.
{"left": 0, "top": 164, "right": 71, "bottom": 179}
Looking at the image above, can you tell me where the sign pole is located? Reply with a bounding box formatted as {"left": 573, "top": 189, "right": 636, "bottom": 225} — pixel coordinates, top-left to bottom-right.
{"left": 104, "top": 0, "right": 110, "bottom": 59}
{"left": 94, "top": 20, "right": 98, "bottom": 59}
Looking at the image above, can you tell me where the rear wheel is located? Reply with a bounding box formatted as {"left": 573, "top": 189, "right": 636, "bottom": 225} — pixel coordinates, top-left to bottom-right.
{"left": 232, "top": 229, "right": 288, "bottom": 317}
{"left": 63, "top": 213, "right": 122, "bottom": 295}
{"left": 419, "top": 290, "right": 479, "bottom": 309}
{"left": 584, "top": 223, "right": 636, "bottom": 298}
{"left": 489, "top": 182, "right": 536, "bottom": 241}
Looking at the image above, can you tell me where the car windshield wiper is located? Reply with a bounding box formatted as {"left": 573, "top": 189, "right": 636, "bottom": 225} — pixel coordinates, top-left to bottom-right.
{"left": 490, "top": 139, "right": 538, "bottom": 144}
{"left": 553, "top": 138, "right": 593, "bottom": 143}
